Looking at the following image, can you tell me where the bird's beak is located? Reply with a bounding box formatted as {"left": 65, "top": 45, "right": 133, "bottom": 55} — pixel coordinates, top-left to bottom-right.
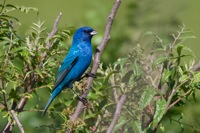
{"left": 90, "top": 30, "right": 98, "bottom": 35}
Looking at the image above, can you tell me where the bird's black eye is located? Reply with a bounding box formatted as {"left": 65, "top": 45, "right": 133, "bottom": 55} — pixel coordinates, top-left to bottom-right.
{"left": 83, "top": 30, "right": 87, "bottom": 33}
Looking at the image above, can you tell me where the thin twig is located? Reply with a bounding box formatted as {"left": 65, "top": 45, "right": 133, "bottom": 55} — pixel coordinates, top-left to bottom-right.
{"left": 110, "top": 74, "right": 119, "bottom": 103}
{"left": 1, "top": 121, "right": 13, "bottom": 133}
{"left": 106, "top": 95, "right": 127, "bottom": 133}
{"left": 167, "top": 25, "right": 185, "bottom": 55}
{"left": 167, "top": 89, "right": 192, "bottom": 110}
{"left": 165, "top": 80, "right": 187, "bottom": 113}
{"left": 40, "top": 12, "right": 62, "bottom": 65}
{"left": 70, "top": 0, "right": 122, "bottom": 122}
{"left": 10, "top": 110, "right": 25, "bottom": 133}
{"left": 47, "top": 12, "right": 62, "bottom": 49}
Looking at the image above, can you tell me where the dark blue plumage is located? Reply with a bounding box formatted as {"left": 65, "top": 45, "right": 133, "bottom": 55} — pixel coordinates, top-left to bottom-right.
{"left": 42, "top": 27, "right": 97, "bottom": 115}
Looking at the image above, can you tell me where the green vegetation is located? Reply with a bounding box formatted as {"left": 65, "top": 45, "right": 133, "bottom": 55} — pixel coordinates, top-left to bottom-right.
{"left": 1, "top": 0, "right": 200, "bottom": 133}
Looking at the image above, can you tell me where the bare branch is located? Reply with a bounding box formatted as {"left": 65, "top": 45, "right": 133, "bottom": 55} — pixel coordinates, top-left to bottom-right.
{"left": 70, "top": 0, "right": 122, "bottom": 122}
{"left": 165, "top": 80, "right": 187, "bottom": 114}
{"left": 167, "top": 89, "right": 192, "bottom": 110}
{"left": 10, "top": 110, "right": 25, "bottom": 133}
{"left": 47, "top": 12, "right": 62, "bottom": 49}
{"left": 106, "top": 95, "right": 127, "bottom": 133}
{"left": 40, "top": 12, "right": 62, "bottom": 64}
{"left": 1, "top": 121, "right": 12, "bottom": 133}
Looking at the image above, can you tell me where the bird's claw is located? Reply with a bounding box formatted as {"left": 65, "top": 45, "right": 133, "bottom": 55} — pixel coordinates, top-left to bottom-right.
{"left": 86, "top": 73, "right": 96, "bottom": 78}
{"left": 77, "top": 97, "right": 88, "bottom": 106}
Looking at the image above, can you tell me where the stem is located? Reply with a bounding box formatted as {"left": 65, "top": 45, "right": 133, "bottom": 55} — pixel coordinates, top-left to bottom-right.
{"left": 165, "top": 81, "right": 187, "bottom": 113}
{"left": 167, "top": 89, "right": 192, "bottom": 110}
{"left": 10, "top": 110, "right": 25, "bottom": 133}
{"left": 106, "top": 95, "right": 127, "bottom": 133}
{"left": 0, "top": 0, "right": 6, "bottom": 15}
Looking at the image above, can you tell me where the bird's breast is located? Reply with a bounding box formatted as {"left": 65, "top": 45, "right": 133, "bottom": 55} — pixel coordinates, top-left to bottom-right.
{"left": 74, "top": 44, "right": 91, "bottom": 56}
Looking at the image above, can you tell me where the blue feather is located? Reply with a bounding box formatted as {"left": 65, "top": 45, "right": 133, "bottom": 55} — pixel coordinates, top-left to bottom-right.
{"left": 42, "top": 26, "right": 97, "bottom": 115}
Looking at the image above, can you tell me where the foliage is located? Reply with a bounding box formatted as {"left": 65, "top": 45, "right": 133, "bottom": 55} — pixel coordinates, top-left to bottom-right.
{"left": 0, "top": 1, "right": 71, "bottom": 132}
{"left": 51, "top": 26, "right": 200, "bottom": 133}
{"left": 120, "top": 25, "right": 200, "bottom": 132}
{"left": 1, "top": 0, "right": 200, "bottom": 133}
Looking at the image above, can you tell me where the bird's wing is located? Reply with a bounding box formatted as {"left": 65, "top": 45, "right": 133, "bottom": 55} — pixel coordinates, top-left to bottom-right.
{"left": 53, "top": 56, "right": 79, "bottom": 90}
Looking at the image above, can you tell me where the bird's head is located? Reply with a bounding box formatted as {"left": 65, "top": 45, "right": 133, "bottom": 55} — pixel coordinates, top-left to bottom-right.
{"left": 73, "top": 26, "right": 97, "bottom": 42}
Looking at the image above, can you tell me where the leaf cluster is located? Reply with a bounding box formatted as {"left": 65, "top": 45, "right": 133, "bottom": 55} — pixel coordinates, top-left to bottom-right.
{"left": 0, "top": 2, "right": 71, "bottom": 132}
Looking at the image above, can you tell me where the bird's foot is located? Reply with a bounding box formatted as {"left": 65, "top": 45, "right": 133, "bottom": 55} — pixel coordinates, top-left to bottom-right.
{"left": 76, "top": 73, "right": 96, "bottom": 81}
{"left": 96, "top": 48, "right": 101, "bottom": 53}
{"left": 77, "top": 97, "right": 88, "bottom": 106}
{"left": 86, "top": 73, "right": 96, "bottom": 78}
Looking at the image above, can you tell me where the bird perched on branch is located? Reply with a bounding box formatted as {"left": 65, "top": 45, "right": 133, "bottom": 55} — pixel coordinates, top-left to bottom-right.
{"left": 42, "top": 26, "right": 97, "bottom": 115}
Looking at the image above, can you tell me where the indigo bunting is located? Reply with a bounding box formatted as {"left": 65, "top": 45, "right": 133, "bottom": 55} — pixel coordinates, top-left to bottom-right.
{"left": 42, "top": 27, "right": 97, "bottom": 115}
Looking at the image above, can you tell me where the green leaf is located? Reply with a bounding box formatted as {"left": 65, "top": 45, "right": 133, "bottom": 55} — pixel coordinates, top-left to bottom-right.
{"left": 0, "top": 15, "right": 19, "bottom": 22}
{"left": 178, "top": 66, "right": 183, "bottom": 75}
{"left": 153, "top": 57, "right": 167, "bottom": 66}
{"left": 179, "top": 36, "right": 196, "bottom": 39}
{"left": 105, "top": 70, "right": 118, "bottom": 83}
{"left": 177, "top": 45, "right": 183, "bottom": 56}
{"left": 192, "top": 73, "right": 200, "bottom": 83}
{"left": 24, "top": 70, "right": 34, "bottom": 80}
{"left": 152, "top": 98, "right": 166, "bottom": 128}
{"left": 122, "top": 70, "right": 133, "bottom": 83}
{"left": 84, "top": 113, "right": 96, "bottom": 120}
{"left": 65, "top": 99, "right": 73, "bottom": 106}
{"left": 113, "top": 116, "right": 129, "bottom": 132}
{"left": 11, "top": 46, "right": 28, "bottom": 53}
{"left": 151, "top": 48, "right": 165, "bottom": 54}
{"left": 132, "top": 61, "right": 143, "bottom": 77}
{"left": 98, "top": 99, "right": 107, "bottom": 111}
{"left": 143, "top": 31, "right": 154, "bottom": 35}
{"left": 131, "top": 120, "right": 145, "bottom": 133}
{"left": 179, "top": 75, "right": 189, "bottom": 83}
{"left": 87, "top": 92, "right": 99, "bottom": 100}
{"left": 6, "top": 4, "right": 17, "bottom": 9}
{"left": 15, "top": 6, "right": 38, "bottom": 13}
{"left": 161, "top": 69, "right": 171, "bottom": 84}
{"left": 139, "top": 86, "right": 155, "bottom": 110}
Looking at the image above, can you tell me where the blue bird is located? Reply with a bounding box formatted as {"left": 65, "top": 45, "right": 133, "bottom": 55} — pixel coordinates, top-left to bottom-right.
{"left": 42, "top": 26, "right": 97, "bottom": 115}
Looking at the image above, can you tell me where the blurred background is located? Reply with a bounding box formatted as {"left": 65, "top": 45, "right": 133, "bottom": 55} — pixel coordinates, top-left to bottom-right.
{"left": 1, "top": 0, "right": 200, "bottom": 132}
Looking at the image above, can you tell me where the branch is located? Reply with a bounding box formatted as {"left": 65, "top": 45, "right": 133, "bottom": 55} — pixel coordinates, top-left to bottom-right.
{"left": 40, "top": 12, "right": 62, "bottom": 66}
{"left": 47, "top": 12, "right": 62, "bottom": 47}
{"left": 70, "top": 0, "right": 122, "bottom": 122}
{"left": 10, "top": 110, "right": 25, "bottom": 133}
{"left": 1, "top": 121, "right": 12, "bottom": 133}
{"left": 167, "top": 88, "right": 192, "bottom": 110}
{"left": 106, "top": 95, "right": 127, "bottom": 133}
{"left": 165, "top": 80, "right": 188, "bottom": 112}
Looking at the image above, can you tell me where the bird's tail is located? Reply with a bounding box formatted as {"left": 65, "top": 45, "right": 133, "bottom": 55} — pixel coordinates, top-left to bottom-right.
{"left": 42, "top": 96, "right": 54, "bottom": 116}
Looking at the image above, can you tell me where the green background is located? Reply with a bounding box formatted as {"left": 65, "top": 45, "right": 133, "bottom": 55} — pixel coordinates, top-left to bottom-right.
{"left": 1, "top": 0, "right": 200, "bottom": 132}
